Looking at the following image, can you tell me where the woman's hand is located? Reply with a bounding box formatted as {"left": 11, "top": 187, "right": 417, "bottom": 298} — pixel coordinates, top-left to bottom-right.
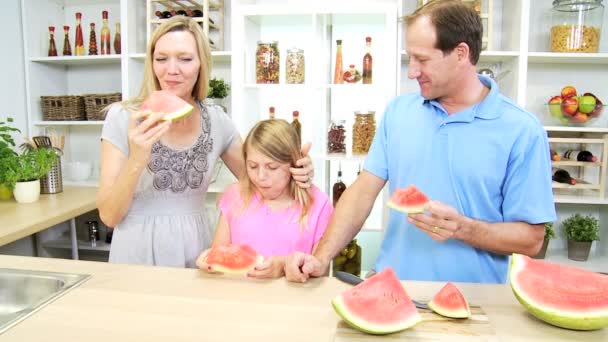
{"left": 247, "top": 256, "right": 286, "bottom": 279}
{"left": 127, "top": 110, "right": 171, "bottom": 167}
{"left": 290, "top": 142, "right": 314, "bottom": 188}
{"left": 195, "top": 248, "right": 211, "bottom": 271}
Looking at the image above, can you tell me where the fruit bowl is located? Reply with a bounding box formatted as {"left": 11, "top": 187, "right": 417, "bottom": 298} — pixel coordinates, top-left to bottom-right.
{"left": 546, "top": 103, "right": 605, "bottom": 126}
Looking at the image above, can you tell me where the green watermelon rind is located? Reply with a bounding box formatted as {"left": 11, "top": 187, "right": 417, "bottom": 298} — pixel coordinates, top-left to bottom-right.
{"left": 509, "top": 254, "right": 608, "bottom": 331}
{"left": 160, "top": 103, "right": 194, "bottom": 121}
{"left": 427, "top": 288, "right": 471, "bottom": 319}
{"left": 387, "top": 200, "right": 425, "bottom": 214}
{"left": 332, "top": 296, "right": 421, "bottom": 335}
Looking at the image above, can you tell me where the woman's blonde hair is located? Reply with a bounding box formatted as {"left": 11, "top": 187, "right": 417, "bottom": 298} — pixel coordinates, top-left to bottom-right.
{"left": 121, "top": 16, "right": 212, "bottom": 112}
{"left": 241, "top": 119, "right": 312, "bottom": 228}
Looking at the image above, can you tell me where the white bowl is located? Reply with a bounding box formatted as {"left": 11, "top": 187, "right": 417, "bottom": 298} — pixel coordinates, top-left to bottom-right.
{"left": 65, "top": 162, "right": 92, "bottom": 181}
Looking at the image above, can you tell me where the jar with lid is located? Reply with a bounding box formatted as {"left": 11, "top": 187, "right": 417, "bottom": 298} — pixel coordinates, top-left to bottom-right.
{"left": 352, "top": 111, "right": 376, "bottom": 155}
{"left": 327, "top": 119, "right": 346, "bottom": 154}
{"left": 332, "top": 239, "right": 362, "bottom": 277}
{"left": 550, "top": 0, "right": 604, "bottom": 53}
{"left": 256, "top": 41, "right": 280, "bottom": 83}
{"left": 285, "top": 47, "right": 305, "bottom": 84}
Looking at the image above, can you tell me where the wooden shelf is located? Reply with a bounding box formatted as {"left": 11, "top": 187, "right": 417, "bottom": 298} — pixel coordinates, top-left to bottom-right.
{"left": 34, "top": 121, "right": 104, "bottom": 126}
{"left": 553, "top": 194, "right": 608, "bottom": 205}
{"left": 552, "top": 179, "right": 600, "bottom": 190}
{"left": 527, "top": 52, "right": 608, "bottom": 65}
{"left": 545, "top": 126, "right": 608, "bottom": 133}
{"left": 552, "top": 160, "right": 602, "bottom": 167}
{"left": 30, "top": 55, "right": 121, "bottom": 65}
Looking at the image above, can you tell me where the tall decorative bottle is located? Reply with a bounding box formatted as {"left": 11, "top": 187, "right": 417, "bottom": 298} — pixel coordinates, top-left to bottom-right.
{"left": 333, "top": 39, "right": 344, "bottom": 84}
{"left": 100, "top": 11, "right": 111, "bottom": 55}
{"left": 113, "top": 22, "right": 121, "bottom": 54}
{"left": 291, "top": 111, "right": 302, "bottom": 146}
{"left": 74, "top": 12, "right": 85, "bottom": 56}
{"left": 362, "top": 37, "right": 373, "bottom": 84}
{"left": 88, "top": 23, "right": 98, "bottom": 55}
{"left": 62, "top": 25, "right": 72, "bottom": 56}
{"left": 47, "top": 26, "right": 58, "bottom": 56}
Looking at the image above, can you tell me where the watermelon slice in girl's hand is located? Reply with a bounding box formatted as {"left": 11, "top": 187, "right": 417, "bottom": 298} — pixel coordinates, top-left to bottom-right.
{"left": 140, "top": 90, "right": 194, "bottom": 121}
{"left": 427, "top": 282, "right": 471, "bottom": 319}
{"left": 200, "top": 244, "right": 263, "bottom": 275}
{"left": 387, "top": 185, "right": 430, "bottom": 214}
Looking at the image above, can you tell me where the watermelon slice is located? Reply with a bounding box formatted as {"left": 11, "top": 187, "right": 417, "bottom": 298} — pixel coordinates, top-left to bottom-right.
{"left": 200, "top": 244, "right": 263, "bottom": 275}
{"left": 332, "top": 268, "right": 421, "bottom": 335}
{"left": 427, "top": 282, "right": 471, "bottom": 318}
{"left": 387, "top": 185, "right": 430, "bottom": 214}
{"left": 509, "top": 253, "right": 608, "bottom": 330}
{"left": 140, "top": 90, "right": 194, "bottom": 121}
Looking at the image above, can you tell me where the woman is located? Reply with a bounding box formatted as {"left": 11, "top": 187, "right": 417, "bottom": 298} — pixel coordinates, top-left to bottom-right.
{"left": 97, "top": 16, "right": 313, "bottom": 268}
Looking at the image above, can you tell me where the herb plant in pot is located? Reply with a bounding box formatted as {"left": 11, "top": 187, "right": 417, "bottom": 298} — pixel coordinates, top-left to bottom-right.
{"left": 533, "top": 222, "right": 556, "bottom": 259}
{"left": 0, "top": 117, "right": 21, "bottom": 200}
{"left": 7, "top": 143, "right": 57, "bottom": 203}
{"left": 204, "top": 77, "right": 230, "bottom": 113}
{"left": 562, "top": 214, "right": 600, "bottom": 261}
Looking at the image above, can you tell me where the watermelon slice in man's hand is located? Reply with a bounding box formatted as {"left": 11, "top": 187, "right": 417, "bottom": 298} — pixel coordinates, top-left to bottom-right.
{"left": 387, "top": 185, "right": 430, "bottom": 214}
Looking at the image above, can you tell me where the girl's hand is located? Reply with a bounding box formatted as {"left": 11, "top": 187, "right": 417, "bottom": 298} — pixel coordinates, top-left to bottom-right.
{"left": 290, "top": 142, "right": 314, "bottom": 188}
{"left": 195, "top": 248, "right": 211, "bottom": 271}
{"left": 247, "top": 256, "right": 285, "bottom": 279}
{"left": 127, "top": 110, "right": 171, "bottom": 167}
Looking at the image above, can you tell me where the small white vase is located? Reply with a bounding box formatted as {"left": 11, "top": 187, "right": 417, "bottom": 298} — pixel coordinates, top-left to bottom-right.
{"left": 13, "top": 180, "right": 41, "bottom": 203}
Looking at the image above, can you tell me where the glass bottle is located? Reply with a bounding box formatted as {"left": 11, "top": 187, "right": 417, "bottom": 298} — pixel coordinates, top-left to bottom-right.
{"left": 256, "top": 41, "right": 280, "bottom": 84}
{"left": 285, "top": 47, "right": 305, "bottom": 84}
{"left": 100, "top": 10, "right": 111, "bottom": 55}
{"left": 362, "top": 37, "right": 373, "bottom": 84}
{"left": 352, "top": 111, "right": 376, "bottom": 154}
{"left": 113, "top": 22, "right": 121, "bottom": 54}
{"left": 553, "top": 169, "right": 577, "bottom": 185}
{"left": 62, "top": 25, "right": 72, "bottom": 56}
{"left": 332, "top": 239, "right": 362, "bottom": 277}
{"left": 291, "top": 110, "right": 302, "bottom": 146}
{"left": 550, "top": 0, "right": 604, "bottom": 53}
{"left": 88, "top": 22, "right": 98, "bottom": 55}
{"left": 74, "top": 12, "right": 85, "bottom": 56}
{"left": 564, "top": 149, "right": 598, "bottom": 162}
{"left": 47, "top": 26, "right": 58, "bottom": 57}
{"left": 268, "top": 106, "right": 275, "bottom": 120}
{"left": 327, "top": 119, "right": 346, "bottom": 154}
{"left": 332, "top": 166, "right": 346, "bottom": 207}
{"left": 333, "top": 39, "right": 344, "bottom": 84}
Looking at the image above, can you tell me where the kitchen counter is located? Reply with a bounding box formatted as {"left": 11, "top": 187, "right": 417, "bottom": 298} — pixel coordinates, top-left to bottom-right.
{"left": 0, "top": 255, "right": 605, "bottom": 341}
{"left": 0, "top": 186, "right": 97, "bottom": 246}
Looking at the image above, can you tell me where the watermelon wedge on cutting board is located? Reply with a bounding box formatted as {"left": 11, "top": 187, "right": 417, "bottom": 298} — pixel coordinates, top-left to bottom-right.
{"left": 140, "top": 90, "right": 194, "bottom": 121}
{"left": 387, "top": 185, "right": 430, "bottom": 214}
{"left": 200, "top": 244, "right": 263, "bottom": 275}
{"left": 428, "top": 282, "right": 471, "bottom": 319}
{"left": 509, "top": 253, "right": 608, "bottom": 330}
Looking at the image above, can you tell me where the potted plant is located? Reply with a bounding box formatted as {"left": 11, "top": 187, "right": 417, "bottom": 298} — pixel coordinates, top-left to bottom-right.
{"left": 0, "top": 117, "right": 21, "bottom": 200}
{"left": 7, "top": 142, "right": 57, "bottom": 203}
{"left": 534, "top": 222, "right": 556, "bottom": 259}
{"left": 562, "top": 213, "right": 600, "bottom": 261}
{"left": 205, "top": 77, "right": 230, "bottom": 112}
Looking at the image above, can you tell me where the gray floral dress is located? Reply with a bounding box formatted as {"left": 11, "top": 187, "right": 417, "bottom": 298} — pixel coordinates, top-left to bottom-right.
{"left": 101, "top": 102, "right": 238, "bottom": 268}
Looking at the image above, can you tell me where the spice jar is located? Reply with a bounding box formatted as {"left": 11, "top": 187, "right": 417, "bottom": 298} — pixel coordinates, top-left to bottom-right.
{"left": 550, "top": 0, "right": 604, "bottom": 53}
{"left": 332, "top": 239, "right": 362, "bottom": 277}
{"left": 285, "top": 47, "right": 305, "bottom": 84}
{"left": 256, "top": 41, "right": 280, "bottom": 83}
{"left": 327, "top": 120, "right": 346, "bottom": 154}
{"left": 352, "top": 111, "right": 376, "bottom": 155}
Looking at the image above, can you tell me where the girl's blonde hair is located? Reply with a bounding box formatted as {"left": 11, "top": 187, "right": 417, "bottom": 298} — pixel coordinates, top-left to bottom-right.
{"left": 241, "top": 119, "right": 312, "bottom": 228}
{"left": 121, "top": 16, "right": 212, "bottom": 112}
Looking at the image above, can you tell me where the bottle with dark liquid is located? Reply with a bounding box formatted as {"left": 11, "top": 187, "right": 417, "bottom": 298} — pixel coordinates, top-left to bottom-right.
{"left": 100, "top": 11, "right": 111, "bottom": 55}
{"left": 291, "top": 110, "right": 302, "bottom": 146}
{"left": 88, "top": 22, "right": 98, "bottom": 55}
{"left": 113, "top": 23, "right": 121, "bottom": 54}
{"left": 48, "top": 26, "right": 58, "bottom": 56}
{"left": 74, "top": 12, "right": 85, "bottom": 56}
{"left": 362, "top": 37, "right": 372, "bottom": 84}
{"left": 332, "top": 166, "right": 346, "bottom": 207}
{"left": 62, "top": 25, "right": 72, "bottom": 56}
{"left": 553, "top": 169, "right": 577, "bottom": 185}
{"left": 268, "top": 106, "right": 275, "bottom": 120}
{"left": 564, "top": 150, "right": 598, "bottom": 162}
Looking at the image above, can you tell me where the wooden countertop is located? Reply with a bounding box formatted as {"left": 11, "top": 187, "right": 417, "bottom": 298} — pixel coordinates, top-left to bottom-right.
{"left": 0, "top": 186, "right": 97, "bottom": 246}
{"left": 0, "top": 255, "right": 605, "bottom": 341}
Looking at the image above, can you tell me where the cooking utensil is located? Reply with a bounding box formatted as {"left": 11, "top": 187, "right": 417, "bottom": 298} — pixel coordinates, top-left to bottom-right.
{"left": 33, "top": 136, "right": 52, "bottom": 149}
{"left": 334, "top": 271, "right": 429, "bottom": 310}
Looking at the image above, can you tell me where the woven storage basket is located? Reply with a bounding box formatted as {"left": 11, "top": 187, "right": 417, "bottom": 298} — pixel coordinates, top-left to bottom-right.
{"left": 83, "top": 93, "right": 122, "bottom": 120}
{"left": 41, "top": 95, "right": 85, "bottom": 121}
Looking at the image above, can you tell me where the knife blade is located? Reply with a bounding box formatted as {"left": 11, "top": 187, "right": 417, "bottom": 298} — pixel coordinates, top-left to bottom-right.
{"left": 334, "top": 271, "right": 429, "bottom": 310}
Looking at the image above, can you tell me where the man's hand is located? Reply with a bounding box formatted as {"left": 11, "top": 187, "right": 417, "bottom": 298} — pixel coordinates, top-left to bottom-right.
{"left": 284, "top": 252, "right": 328, "bottom": 283}
{"left": 407, "top": 200, "right": 472, "bottom": 242}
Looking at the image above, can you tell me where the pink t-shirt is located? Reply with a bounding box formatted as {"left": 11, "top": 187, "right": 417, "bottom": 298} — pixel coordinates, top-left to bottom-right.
{"left": 218, "top": 184, "right": 333, "bottom": 257}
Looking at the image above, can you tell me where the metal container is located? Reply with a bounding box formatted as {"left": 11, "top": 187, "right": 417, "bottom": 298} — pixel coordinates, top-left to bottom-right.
{"left": 40, "top": 148, "right": 63, "bottom": 194}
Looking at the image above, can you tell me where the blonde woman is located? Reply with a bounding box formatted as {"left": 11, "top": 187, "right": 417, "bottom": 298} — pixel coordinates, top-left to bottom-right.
{"left": 197, "top": 120, "right": 333, "bottom": 279}
{"left": 97, "top": 17, "right": 314, "bottom": 268}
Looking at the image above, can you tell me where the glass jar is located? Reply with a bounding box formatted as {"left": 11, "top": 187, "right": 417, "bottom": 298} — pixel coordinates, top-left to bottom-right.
{"left": 256, "top": 41, "right": 280, "bottom": 83}
{"left": 550, "top": 0, "right": 604, "bottom": 53}
{"left": 332, "top": 239, "right": 362, "bottom": 277}
{"left": 327, "top": 119, "right": 346, "bottom": 154}
{"left": 352, "top": 111, "right": 376, "bottom": 155}
{"left": 285, "top": 47, "right": 305, "bottom": 84}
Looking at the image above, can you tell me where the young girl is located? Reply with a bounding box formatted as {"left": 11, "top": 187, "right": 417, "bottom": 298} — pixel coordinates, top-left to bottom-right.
{"left": 197, "top": 119, "right": 333, "bottom": 278}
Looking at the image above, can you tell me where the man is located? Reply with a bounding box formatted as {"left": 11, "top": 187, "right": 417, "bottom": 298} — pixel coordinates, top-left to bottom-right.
{"left": 285, "top": 0, "right": 555, "bottom": 284}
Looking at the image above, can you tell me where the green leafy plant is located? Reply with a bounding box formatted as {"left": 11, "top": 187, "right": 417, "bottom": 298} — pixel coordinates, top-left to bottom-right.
{"left": 0, "top": 117, "right": 21, "bottom": 188}
{"left": 2, "top": 141, "right": 57, "bottom": 190}
{"left": 563, "top": 214, "right": 600, "bottom": 242}
{"left": 544, "top": 222, "right": 556, "bottom": 240}
{"left": 207, "top": 77, "right": 230, "bottom": 99}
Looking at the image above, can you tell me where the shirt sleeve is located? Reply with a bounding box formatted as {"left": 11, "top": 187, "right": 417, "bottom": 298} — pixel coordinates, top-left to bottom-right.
{"left": 364, "top": 99, "right": 396, "bottom": 180}
{"left": 100, "top": 103, "right": 130, "bottom": 156}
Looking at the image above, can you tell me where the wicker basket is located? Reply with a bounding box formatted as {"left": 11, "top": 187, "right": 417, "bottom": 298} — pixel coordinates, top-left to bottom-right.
{"left": 41, "top": 95, "right": 85, "bottom": 121}
{"left": 83, "top": 93, "right": 122, "bottom": 121}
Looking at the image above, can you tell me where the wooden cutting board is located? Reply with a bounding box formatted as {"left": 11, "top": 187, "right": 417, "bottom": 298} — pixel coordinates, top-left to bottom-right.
{"left": 334, "top": 305, "right": 498, "bottom": 341}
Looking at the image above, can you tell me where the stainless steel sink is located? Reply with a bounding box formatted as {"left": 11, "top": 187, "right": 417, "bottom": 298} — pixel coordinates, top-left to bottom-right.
{"left": 0, "top": 268, "right": 90, "bottom": 334}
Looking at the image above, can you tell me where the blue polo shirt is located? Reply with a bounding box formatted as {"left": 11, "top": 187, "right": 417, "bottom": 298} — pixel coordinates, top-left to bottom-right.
{"left": 365, "top": 76, "right": 556, "bottom": 283}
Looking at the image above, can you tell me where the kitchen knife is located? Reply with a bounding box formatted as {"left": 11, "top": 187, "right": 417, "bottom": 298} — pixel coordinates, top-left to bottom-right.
{"left": 334, "top": 271, "right": 429, "bottom": 310}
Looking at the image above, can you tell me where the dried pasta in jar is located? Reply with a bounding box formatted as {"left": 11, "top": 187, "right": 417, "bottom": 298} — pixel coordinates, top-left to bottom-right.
{"left": 550, "top": 25, "right": 600, "bottom": 53}
{"left": 256, "top": 41, "right": 280, "bottom": 84}
{"left": 285, "top": 48, "right": 305, "bottom": 84}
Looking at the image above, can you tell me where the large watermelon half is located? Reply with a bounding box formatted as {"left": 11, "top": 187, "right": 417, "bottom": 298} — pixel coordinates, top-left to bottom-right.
{"left": 200, "top": 244, "right": 263, "bottom": 275}
{"left": 140, "top": 90, "right": 194, "bottom": 121}
{"left": 387, "top": 185, "right": 430, "bottom": 214}
{"left": 332, "top": 268, "right": 421, "bottom": 335}
{"left": 427, "top": 282, "right": 471, "bottom": 318}
{"left": 509, "top": 253, "right": 608, "bottom": 330}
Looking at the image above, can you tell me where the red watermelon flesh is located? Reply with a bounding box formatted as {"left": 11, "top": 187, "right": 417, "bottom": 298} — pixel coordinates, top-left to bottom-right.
{"left": 427, "top": 282, "right": 471, "bottom": 318}
{"left": 201, "top": 244, "right": 263, "bottom": 274}
{"left": 387, "top": 185, "right": 429, "bottom": 214}
{"left": 510, "top": 253, "right": 608, "bottom": 330}
{"left": 332, "top": 268, "right": 421, "bottom": 335}
{"left": 140, "top": 90, "right": 194, "bottom": 121}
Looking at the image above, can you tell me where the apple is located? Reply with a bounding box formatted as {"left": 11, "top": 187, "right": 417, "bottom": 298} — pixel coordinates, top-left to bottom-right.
{"left": 570, "top": 112, "right": 589, "bottom": 124}
{"left": 579, "top": 95, "right": 597, "bottom": 114}
{"left": 561, "top": 96, "right": 579, "bottom": 116}
{"left": 583, "top": 92, "right": 604, "bottom": 118}
{"left": 548, "top": 95, "right": 563, "bottom": 117}
{"left": 561, "top": 85, "right": 577, "bottom": 99}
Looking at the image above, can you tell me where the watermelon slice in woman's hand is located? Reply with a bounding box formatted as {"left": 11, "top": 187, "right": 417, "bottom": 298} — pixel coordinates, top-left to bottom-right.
{"left": 199, "top": 244, "right": 264, "bottom": 275}
{"left": 387, "top": 185, "right": 430, "bottom": 214}
{"left": 140, "top": 90, "right": 194, "bottom": 121}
